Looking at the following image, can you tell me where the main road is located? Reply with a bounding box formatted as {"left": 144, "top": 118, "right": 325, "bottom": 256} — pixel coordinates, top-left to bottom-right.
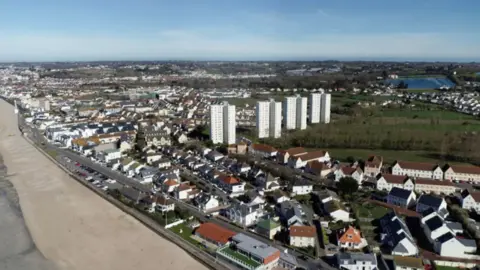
{"left": 21, "top": 112, "right": 336, "bottom": 270}
{"left": 1, "top": 99, "right": 207, "bottom": 270}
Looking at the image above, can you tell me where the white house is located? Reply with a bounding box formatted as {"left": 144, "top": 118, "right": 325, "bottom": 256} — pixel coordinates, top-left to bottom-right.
{"left": 414, "top": 178, "right": 457, "bottom": 195}
{"left": 217, "top": 175, "right": 245, "bottom": 194}
{"left": 337, "top": 226, "right": 368, "bottom": 250}
{"left": 226, "top": 201, "right": 265, "bottom": 227}
{"left": 461, "top": 190, "right": 480, "bottom": 213}
{"left": 291, "top": 180, "right": 313, "bottom": 196}
{"left": 387, "top": 187, "right": 417, "bottom": 208}
{"left": 337, "top": 253, "right": 378, "bottom": 270}
{"left": 421, "top": 209, "right": 476, "bottom": 258}
{"left": 376, "top": 174, "right": 414, "bottom": 192}
{"left": 155, "top": 158, "right": 171, "bottom": 169}
{"left": 248, "top": 144, "right": 278, "bottom": 158}
{"left": 288, "top": 150, "right": 330, "bottom": 169}
{"left": 334, "top": 167, "right": 364, "bottom": 184}
{"left": 162, "top": 178, "right": 180, "bottom": 193}
{"left": 416, "top": 194, "right": 448, "bottom": 215}
{"left": 175, "top": 182, "right": 199, "bottom": 200}
{"left": 391, "top": 161, "right": 443, "bottom": 180}
{"left": 148, "top": 195, "right": 175, "bottom": 213}
{"left": 324, "top": 200, "right": 350, "bottom": 222}
{"left": 289, "top": 225, "right": 316, "bottom": 248}
{"left": 444, "top": 164, "right": 480, "bottom": 182}
{"left": 97, "top": 148, "right": 121, "bottom": 163}
{"left": 380, "top": 212, "right": 418, "bottom": 256}
{"left": 193, "top": 194, "right": 220, "bottom": 212}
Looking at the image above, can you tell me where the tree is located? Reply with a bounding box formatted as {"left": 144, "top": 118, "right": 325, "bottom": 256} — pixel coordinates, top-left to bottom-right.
{"left": 337, "top": 177, "right": 359, "bottom": 196}
{"left": 382, "top": 70, "right": 388, "bottom": 79}
{"left": 397, "top": 81, "right": 408, "bottom": 89}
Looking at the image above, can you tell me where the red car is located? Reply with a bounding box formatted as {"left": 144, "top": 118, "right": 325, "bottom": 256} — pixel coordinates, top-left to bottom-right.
{"left": 75, "top": 162, "right": 80, "bottom": 166}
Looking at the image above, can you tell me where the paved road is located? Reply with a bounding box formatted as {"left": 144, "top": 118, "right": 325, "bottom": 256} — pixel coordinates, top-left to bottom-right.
{"left": 21, "top": 116, "right": 337, "bottom": 270}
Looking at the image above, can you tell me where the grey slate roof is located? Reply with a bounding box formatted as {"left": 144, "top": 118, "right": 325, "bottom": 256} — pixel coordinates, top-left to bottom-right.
{"left": 418, "top": 194, "right": 443, "bottom": 209}
{"left": 231, "top": 233, "right": 279, "bottom": 260}
{"left": 388, "top": 187, "right": 412, "bottom": 200}
{"left": 425, "top": 216, "right": 443, "bottom": 231}
{"left": 459, "top": 238, "right": 477, "bottom": 248}
{"left": 436, "top": 232, "right": 454, "bottom": 243}
{"left": 337, "top": 252, "right": 377, "bottom": 265}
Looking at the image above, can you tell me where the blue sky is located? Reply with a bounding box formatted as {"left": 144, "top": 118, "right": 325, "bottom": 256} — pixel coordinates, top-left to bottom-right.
{"left": 1, "top": 0, "right": 479, "bottom": 61}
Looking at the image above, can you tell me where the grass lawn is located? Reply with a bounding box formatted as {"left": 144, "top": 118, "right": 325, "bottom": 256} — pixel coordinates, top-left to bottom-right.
{"left": 328, "top": 148, "right": 469, "bottom": 165}
{"left": 404, "top": 88, "right": 440, "bottom": 93}
{"left": 435, "top": 266, "right": 463, "bottom": 270}
{"left": 46, "top": 149, "right": 58, "bottom": 158}
{"left": 378, "top": 109, "right": 477, "bottom": 120}
{"left": 169, "top": 223, "right": 199, "bottom": 246}
{"left": 219, "top": 246, "right": 261, "bottom": 268}
{"left": 220, "top": 98, "right": 258, "bottom": 107}
{"left": 355, "top": 203, "right": 390, "bottom": 219}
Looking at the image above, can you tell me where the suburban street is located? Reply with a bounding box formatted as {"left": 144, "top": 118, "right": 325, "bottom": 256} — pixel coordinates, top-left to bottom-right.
{"left": 18, "top": 113, "right": 336, "bottom": 270}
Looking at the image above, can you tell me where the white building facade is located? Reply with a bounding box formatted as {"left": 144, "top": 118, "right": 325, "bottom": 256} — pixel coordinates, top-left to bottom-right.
{"left": 256, "top": 99, "right": 282, "bottom": 138}
{"left": 284, "top": 95, "right": 307, "bottom": 130}
{"left": 210, "top": 101, "right": 236, "bottom": 144}
{"left": 320, "top": 93, "right": 331, "bottom": 124}
{"left": 309, "top": 93, "right": 321, "bottom": 124}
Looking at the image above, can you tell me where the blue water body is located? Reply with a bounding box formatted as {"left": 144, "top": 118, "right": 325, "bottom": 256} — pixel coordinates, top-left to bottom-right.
{"left": 475, "top": 72, "right": 480, "bottom": 76}
{"left": 385, "top": 77, "right": 456, "bottom": 89}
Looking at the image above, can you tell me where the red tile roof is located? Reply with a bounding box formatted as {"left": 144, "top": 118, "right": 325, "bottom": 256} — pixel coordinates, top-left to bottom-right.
{"left": 220, "top": 175, "right": 239, "bottom": 185}
{"left": 286, "top": 147, "right": 307, "bottom": 156}
{"left": 338, "top": 226, "right": 363, "bottom": 244}
{"left": 341, "top": 167, "right": 360, "bottom": 175}
{"left": 164, "top": 179, "right": 179, "bottom": 186}
{"left": 289, "top": 225, "right": 316, "bottom": 237}
{"left": 448, "top": 165, "right": 480, "bottom": 175}
{"left": 250, "top": 144, "right": 277, "bottom": 153}
{"left": 196, "top": 222, "right": 236, "bottom": 245}
{"left": 395, "top": 161, "right": 438, "bottom": 171}
{"left": 366, "top": 155, "right": 383, "bottom": 168}
{"left": 415, "top": 178, "right": 455, "bottom": 186}
{"left": 378, "top": 174, "right": 409, "bottom": 184}
{"left": 295, "top": 150, "right": 328, "bottom": 162}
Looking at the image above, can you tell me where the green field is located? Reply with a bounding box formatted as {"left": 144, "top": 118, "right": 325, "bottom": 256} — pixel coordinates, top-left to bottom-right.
{"left": 355, "top": 203, "right": 390, "bottom": 219}
{"left": 327, "top": 148, "right": 468, "bottom": 165}
{"left": 220, "top": 98, "right": 258, "bottom": 107}
{"left": 435, "top": 266, "right": 462, "bottom": 270}
{"left": 404, "top": 88, "right": 440, "bottom": 93}
{"left": 378, "top": 108, "right": 476, "bottom": 120}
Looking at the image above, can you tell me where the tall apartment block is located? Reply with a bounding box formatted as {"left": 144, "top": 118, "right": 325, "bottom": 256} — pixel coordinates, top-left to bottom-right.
{"left": 309, "top": 93, "right": 322, "bottom": 124}
{"left": 256, "top": 99, "right": 282, "bottom": 138}
{"left": 284, "top": 95, "right": 307, "bottom": 130}
{"left": 320, "top": 93, "right": 331, "bottom": 124}
{"left": 309, "top": 93, "right": 331, "bottom": 124}
{"left": 210, "top": 101, "right": 236, "bottom": 144}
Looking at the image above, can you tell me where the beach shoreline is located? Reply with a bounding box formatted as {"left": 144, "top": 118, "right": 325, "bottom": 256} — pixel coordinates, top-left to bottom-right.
{"left": 0, "top": 99, "right": 207, "bottom": 270}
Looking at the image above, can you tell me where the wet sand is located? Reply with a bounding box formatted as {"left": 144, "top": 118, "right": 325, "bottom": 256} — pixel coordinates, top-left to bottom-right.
{"left": 0, "top": 99, "right": 207, "bottom": 270}
{"left": 0, "top": 158, "right": 55, "bottom": 270}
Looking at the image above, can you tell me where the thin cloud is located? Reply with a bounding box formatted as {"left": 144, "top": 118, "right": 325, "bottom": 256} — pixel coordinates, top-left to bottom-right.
{"left": 0, "top": 32, "right": 478, "bottom": 61}
{"left": 317, "top": 9, "right": 330, "bottom": 17}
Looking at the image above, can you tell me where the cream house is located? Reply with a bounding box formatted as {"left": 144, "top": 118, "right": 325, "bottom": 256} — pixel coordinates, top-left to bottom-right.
{"left": 289, "top": 225, "right": 316, "bottom": 248}
{"left": 335, "top": 166, "right": 364, "bottom": 184}
{"left": 444, "top": 165, "right": 480, "bottom": 182}
{"left": 288, "top": 150, "right": 330, "bottom": 169}
{"left": 414, "top": 178, "right": 457, "bottom": 195}
{"left": 364, "top": 155, "right": 383, "bottom": 177}
{"left": 376, "top": 174, "right": 414, "bottom": 192}
{"left": 392, "top": 161, "right": 443, "bottom": 180}
{"left": 461, "top": 190, "right": 480, "bottom": 213}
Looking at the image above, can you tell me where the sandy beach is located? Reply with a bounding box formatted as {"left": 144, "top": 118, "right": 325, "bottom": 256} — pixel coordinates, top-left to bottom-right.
{"left": 0, "top": 99, "right": 207, "bottom": 270}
